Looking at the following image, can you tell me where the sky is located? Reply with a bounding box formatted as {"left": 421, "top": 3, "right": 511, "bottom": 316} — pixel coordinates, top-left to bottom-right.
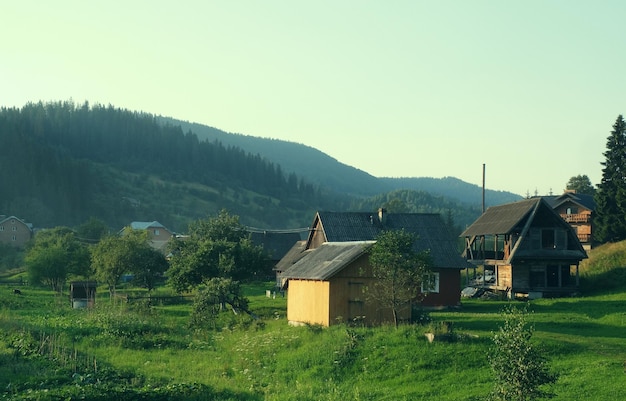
{"left": 2, "top": 1, "right": 625, "bottom": 197}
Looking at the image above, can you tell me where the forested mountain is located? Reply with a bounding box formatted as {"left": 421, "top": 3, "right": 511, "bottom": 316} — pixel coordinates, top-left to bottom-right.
{"left": 0, "top": 101, "right": 342, "bottom": 231}
{"left": 163, "top": 117, "right": 522, "bottom": 206}
{"left": 351, "top": 189, "right": 483, "bottom": 232}
{"left": 0, "top": 101, "right": 516, "bottom": 234}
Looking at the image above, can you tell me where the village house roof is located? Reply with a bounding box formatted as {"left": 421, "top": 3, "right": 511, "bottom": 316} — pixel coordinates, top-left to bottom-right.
{"left": 0, "top": 215, "right": 33, "bottom": 230}
{"left": 249, "top": 230, "right": 306, "bottom": 262}
{"left": 311, "top": 211, "right": 468, "bottom": 269}
{"left": 274, "top": 240, "right": 307, "bottom": 272}
{"left": 129, "top": 221, "right": 167, "bottom": 230}
{"left": 281, "top": 241, "right": 375, "bottom": 281}
{"left": 541, "top": 192, "right": 596, "bottom": 212}
{"left": 460, "top": 197, "right": 587, "bottom": 261}
{"left": 460, "top": 198, "right": 541, "bottom": 237}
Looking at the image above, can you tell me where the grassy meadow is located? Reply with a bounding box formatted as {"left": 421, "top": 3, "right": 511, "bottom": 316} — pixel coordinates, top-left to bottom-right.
{"left": 1, "top": 244, "right": 626, "bottom": 400}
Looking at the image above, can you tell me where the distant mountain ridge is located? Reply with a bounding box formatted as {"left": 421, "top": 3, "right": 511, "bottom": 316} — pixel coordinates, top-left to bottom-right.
{"left": 161, "top": 117, "right": 522, "bottom": 207}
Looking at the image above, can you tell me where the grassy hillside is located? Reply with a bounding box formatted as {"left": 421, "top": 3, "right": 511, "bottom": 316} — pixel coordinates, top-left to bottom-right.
{"left": 579, "top": 240, "right": 626, "bottom": 293}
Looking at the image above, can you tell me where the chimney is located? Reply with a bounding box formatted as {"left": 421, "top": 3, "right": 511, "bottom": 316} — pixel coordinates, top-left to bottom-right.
{"left": 378, "top": 208, "right": 386, "bottom": 225}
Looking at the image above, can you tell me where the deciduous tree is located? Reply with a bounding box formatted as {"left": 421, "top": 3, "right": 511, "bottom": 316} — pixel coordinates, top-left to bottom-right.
{"left": 594, "top": 115, "right": 626, "bottom": 243}
{"left": 25, "top": 227, "right": 90, "bottom": 292}
{"left": 167, "top": 210, "right": 270, "bottom": 293}
{"left": 76, "top": 217, "right": 109, "bottom": 242}
{"left": 366, "top": 229, "right": 433, "bottom": 327}
{"left": 91, "top": 228, "right": 166, "bottom": 297}
{"left": 565, "top": 175, "right": 595, "bottom": 195}
{"left": 189, "top": 277, "right": 250, "bottom": 329}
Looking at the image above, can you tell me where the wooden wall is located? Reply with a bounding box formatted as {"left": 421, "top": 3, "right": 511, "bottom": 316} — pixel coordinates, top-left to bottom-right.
{"left": 421, "top": 268, "right": 461, "bottom": 307}
{"left": 497, "top": 265, "right": 513, "bottom": 288}
{"left": 287, "top": 279, "right": 330, "bottom": 326}
{"left": 0, "top": 218, "right": 32, "bottom": 248}
{"left": 307, "top": 218, "right": 326, "bottom": 249}
{"left": 286, "top": 253, "right": 460, "bottom": 326}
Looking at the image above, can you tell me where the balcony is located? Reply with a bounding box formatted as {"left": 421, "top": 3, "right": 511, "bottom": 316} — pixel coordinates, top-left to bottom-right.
{"left": 577, "top": 233, "right": 591, "bottom": 243}
{"left": 560, "top": 213, "right": 590, "bottom": 223}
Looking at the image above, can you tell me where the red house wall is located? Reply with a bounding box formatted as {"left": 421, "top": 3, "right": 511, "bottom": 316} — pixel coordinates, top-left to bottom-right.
{"left": 421, "top": 268, "right": 461, "bottom": 308}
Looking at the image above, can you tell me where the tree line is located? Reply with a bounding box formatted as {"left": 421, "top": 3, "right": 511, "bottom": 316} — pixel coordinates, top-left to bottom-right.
{"left": 0, "top": 101, "right": 325, "bottom": 229}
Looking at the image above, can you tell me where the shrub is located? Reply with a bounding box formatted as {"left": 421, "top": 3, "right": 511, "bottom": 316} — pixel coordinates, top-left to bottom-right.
{"left": 488, "top": 304, "right": 558, "bottom": 401}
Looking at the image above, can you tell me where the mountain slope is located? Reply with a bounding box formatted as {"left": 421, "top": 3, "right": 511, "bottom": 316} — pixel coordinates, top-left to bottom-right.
{"left": 0, "top": 101, "right": 517, "bottom": 234}
{"left": 0, "top": 102, "right": 337, "bottom": 231}
{"left": 162, "top": 118, "right": 522, "bottom": 206}
{"left": 159, "top": 118, "right": 383, "bottom": 196}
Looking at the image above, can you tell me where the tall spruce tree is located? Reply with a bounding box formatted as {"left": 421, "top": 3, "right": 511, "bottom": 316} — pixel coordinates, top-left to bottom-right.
{"left": 594, "top": 115, "right": 626, "bottom": 243}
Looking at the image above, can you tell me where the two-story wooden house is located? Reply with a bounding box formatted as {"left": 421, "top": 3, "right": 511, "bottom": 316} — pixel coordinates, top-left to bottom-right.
{"left": 0, "top": 215, "right": 33, "bottom": 248}
{"left": 542, "top": 191, "right": 595, "bottom": 250}
{"left": 461, "top": 198, "right": 587, "bottom": 299}
{"left": 128, "top": 221, "right": 174, "bottom": 253}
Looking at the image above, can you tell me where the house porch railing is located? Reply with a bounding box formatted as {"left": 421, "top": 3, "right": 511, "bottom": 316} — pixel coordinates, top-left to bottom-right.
{"left": 577, "top": 233, "right": 591, "bottom": 243}
{"left": 560, "top": 213, "right": 590, "bottom": 223}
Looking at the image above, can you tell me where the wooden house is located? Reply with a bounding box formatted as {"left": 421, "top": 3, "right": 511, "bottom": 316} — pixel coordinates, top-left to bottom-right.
{"left": 128, "top": 221, "right": 174, "bottom": 252}
{"left": 0, "top": 215, "right": 33, "bottom": 248}
{"left": 460, "top": 198, "right": 587, "bottom": 299}
{"left": 280, "top": 209, "right": 468, "bottom": 326}
{"left": 542, "top": 191, "right": 595, "bottom": 250}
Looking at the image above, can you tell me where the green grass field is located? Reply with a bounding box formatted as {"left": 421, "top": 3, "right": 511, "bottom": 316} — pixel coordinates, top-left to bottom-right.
{"left": 2, "top": 240, "right": 626, "bottom": 400}
{"left": 1, "top": 280, "right": 625, "bottom": 401}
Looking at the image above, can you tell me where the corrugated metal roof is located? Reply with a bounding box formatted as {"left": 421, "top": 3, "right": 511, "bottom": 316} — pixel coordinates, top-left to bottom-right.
{"left": 460, "top": 198, "right": 539, "bottom": 237}
{"left": 281, "top": 241, "right": 374, "bottom": 280}
{"left": 274, "top": 240, "right": 307, "bottom": 272}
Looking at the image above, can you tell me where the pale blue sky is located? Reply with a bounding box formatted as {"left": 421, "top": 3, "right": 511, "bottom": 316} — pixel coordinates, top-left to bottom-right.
{"left": 2, "top": 1, "right": 624, "bottom": 196}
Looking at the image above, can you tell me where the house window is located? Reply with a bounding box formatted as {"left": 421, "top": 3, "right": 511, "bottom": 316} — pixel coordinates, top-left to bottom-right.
{"left": 541, "top": 229, "right": 555, "bottom": 249}
{"left": 154, "top": 229, "right": 160, "bottom": 236}
{"left": 11, "top": 235, "right": 16, "bottom": 241}
{"left": 0, "top": 226, "right": 3, "bottom": 231}
{"left": 422, "top": 272, "right": 440, "bottom": 293}
{"left": 12, "top": 226, "right": 17, "bottom": 231}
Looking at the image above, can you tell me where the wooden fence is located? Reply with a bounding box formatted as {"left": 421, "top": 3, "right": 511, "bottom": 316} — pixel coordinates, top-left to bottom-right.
{"left": 114, "top": 294, "right": 195, "bottom": 305}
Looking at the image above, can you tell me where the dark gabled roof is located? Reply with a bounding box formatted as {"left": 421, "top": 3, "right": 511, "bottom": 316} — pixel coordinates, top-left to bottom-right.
{"left": 460, "top": 198, "right": 540, "bottom": 237}
{"left": 461, "top": 197, "right": 587, "bottom": 261}
{"left": 280, "top": 241, "right": 374, "bottom": 281}
{"left": 313, "top": 211, "right": 468, "bottom": 269}
{"left": 250, "top": 231, "right": 304, "bottom": 261}
{"left": 542, "top": 192, "right": 596, "bottom": 211}
{"left": 274, "top": 240, "right": 307, "bottom": 272}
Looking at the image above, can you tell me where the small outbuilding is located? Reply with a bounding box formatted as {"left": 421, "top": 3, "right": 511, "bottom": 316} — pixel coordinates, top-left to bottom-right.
{"left": 70, "top": 281, "right": 97, "bottom": 308}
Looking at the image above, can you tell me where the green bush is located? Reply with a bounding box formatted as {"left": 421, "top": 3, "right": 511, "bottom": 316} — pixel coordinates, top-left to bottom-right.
{"left": 488, "top": 304, "right": 558, "bottom": 401}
